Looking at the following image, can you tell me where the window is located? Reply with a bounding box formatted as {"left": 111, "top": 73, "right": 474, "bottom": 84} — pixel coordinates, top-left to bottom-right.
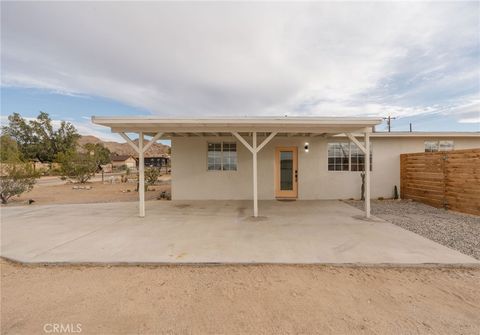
{"left": 425, "top": 140, "right": 454, "bottom": 152}
{"left": 327, "top": 143, "right": 349, "bottom": 171}
{"left": 439, "top": 140, "right": 454, "bottom": 151}
{"left": 208, "top": 142, "right": 237, "bottom": 171}
{"left": 222, "top": 142, "right": 237, "bottom": 171}
{"left": 328, "top": 142, "right": 372, "bottom": 171}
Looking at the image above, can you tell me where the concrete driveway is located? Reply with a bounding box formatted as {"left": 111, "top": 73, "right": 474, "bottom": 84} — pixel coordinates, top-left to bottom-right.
{"left": 1, "top": 200, "right": 477, "bottom": 264}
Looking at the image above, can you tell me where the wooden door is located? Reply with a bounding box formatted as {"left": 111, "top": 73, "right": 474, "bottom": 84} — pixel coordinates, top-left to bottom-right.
{"left": 275, "top": 147, "right": 298, "bottom": 198}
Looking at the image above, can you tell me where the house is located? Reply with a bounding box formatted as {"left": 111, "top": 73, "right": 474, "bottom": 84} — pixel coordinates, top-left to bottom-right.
{"left": 111, "top": 155, "right": 137, "bottom": 169}
{"left": 92, "top": 116, "right": 480, "bottom": 218}
{"left": 143, "top": 155, "right": 170, "bottom": 168}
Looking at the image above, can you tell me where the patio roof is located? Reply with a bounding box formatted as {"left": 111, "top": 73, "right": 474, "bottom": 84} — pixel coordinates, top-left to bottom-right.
{"left": 92, "top": 116, "right": 378, "bottom": 219}
{"left": 91, "top": 116, "right": 383, "bottom": 137}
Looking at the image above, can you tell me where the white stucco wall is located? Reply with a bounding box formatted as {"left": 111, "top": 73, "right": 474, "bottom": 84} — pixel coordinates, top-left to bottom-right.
{"left": 171, "top": 136, "right": 480, "bottom": 200}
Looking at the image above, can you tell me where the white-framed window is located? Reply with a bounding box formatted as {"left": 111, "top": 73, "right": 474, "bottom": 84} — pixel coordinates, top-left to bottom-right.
{"left": 425, "top": 140, "right": 454, "bottom": 152}
{"left": 327, "top": 143, "right": 349, "bottom": 171}
{"left": 328, "top": 142, "right": 372, "bottom": 171}
{"left": 208, "top": 142, "right": 237, "bottom": 171}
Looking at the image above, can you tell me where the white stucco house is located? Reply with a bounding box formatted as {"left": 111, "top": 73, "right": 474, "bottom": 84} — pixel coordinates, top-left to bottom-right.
{"left": 92, "top": 116, "right": 480, "bottom": 218}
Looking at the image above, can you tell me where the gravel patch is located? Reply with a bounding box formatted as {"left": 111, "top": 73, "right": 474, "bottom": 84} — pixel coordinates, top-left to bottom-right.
{"left": 344, "top": 200, "right": 480, "bottom": 260}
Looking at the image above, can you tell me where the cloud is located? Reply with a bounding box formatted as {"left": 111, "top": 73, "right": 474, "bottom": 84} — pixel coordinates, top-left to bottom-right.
{"left": 1, "top": 1, "right": 479, "bottom": 121}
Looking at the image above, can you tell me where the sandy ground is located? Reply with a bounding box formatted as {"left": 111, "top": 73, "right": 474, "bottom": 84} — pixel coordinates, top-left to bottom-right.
{"left": 1, "top": 259, "right": 479, "bottom": 335}
{"left": 2, "top": 176, "right": 171, "bottom": 206}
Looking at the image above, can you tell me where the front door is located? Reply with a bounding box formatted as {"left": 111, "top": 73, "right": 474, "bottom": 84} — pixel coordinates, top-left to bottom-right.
{"left": 275, "top": 147, "right": 298, "bottom": 198}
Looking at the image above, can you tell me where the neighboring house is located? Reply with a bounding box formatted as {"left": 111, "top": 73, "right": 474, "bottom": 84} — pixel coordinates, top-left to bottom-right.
{"left": 143, "top": 156, "right": 170, "bottom": 168}
{"left": 93, "top": 116, "right": 480, "bottom": 217}
{"left": 111, "top": 155, "right": 137, "bottom": 169}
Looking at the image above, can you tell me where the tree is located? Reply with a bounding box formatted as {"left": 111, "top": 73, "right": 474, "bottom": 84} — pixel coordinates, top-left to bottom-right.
{"left": 0, "top": 134, "right": 23, "bottom": 162}
{"left": 145, "top": 167, "right": 161, "bottom": 190}
{"left": 2, "top": 112, "right": 80, "bottom": 163}
{"left": 83, "top": 143, "right": 111, "bottom": 168}
{"left": 57, "top": 150, "right": 97, "bottom": 183}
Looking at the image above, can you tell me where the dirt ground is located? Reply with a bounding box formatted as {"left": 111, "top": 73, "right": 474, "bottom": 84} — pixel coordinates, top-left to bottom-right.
{"left": 2, "top": 176, "right": 171, "bottom": 206}
{"left": 1, "top": 259, "right": 479, "bottom": 335}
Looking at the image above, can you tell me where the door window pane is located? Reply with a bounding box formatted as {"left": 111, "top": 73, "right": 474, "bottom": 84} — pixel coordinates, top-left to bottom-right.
{"left": 280, "top": 151, "right": 293, "bottom": 190}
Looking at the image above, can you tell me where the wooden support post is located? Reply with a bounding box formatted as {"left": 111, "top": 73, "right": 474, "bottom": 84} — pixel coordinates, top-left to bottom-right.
{"left": 231, "top": 131, "right": 276, "bottom": 217}
{"left": 364, "top": 132, "right": 371, "bottom": 218}
{"left": 252, "top": 132, "right": 258, "bottom": 217}
{"left": 139, "top": 132, "right": 145, "bottom": 218}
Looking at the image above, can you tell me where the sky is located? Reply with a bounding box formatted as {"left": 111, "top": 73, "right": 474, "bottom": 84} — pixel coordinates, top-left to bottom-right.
{"left": 1, "top": 1, "right": 479, "bottom": 142}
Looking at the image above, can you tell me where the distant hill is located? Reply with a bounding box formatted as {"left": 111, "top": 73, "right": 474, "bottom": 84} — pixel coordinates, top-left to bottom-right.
{"left": 78, "top": 135, "right": 170, "bottom": 158}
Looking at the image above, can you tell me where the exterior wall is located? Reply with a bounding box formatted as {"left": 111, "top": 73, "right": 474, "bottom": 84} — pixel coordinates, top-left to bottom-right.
{"left": 171, "top": 136, "right": 480, "bottom": 200}
{"left": 112, "top": 157, "right": 136, "bottom": 169}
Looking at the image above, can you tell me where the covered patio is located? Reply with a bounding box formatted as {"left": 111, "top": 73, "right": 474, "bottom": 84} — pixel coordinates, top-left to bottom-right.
{"left": 1, "top": 200, "right": 477, "bottom": 264}
{"left": 92, "top": 116, "right": 382, "bottom": 218}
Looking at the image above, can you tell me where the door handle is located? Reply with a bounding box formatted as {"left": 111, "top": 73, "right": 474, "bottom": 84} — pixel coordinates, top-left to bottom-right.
{"left": 295, "top": 170, "right": 298, "bottom": 182}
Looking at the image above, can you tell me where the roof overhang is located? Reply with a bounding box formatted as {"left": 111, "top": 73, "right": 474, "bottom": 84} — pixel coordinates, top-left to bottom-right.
{"left": 335, "top": 131, "right": 480, "bottom": 138}
{"left": 91, "top": 116, "right": 383, "bottom": 138}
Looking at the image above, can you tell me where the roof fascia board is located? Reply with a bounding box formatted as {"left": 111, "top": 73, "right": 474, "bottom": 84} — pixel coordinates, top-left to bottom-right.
{"left": 110, "top": 126, "right": 373, "bottom": 134}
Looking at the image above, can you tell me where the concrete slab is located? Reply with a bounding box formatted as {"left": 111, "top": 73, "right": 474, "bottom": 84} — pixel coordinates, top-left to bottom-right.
{"left": 1, "top": 200, "right": 478, "bottom": 264}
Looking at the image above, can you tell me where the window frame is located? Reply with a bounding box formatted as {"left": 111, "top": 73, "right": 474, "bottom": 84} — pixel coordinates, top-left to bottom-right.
{"left": 327, "top": 142, "right": 350, "bottom": 171}
{"left": 424, "top": 140, "right": 454, "bottom": 152}
{"left": 327, "top": 141, "right": 373, "bottom": 172}
{"left": 207, "top": 141, "right": 238, "bottom": 172}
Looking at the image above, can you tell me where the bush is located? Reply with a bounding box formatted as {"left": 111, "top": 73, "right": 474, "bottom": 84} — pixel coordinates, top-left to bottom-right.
{"left": 0, "top": 163, "right": 39, "bottom": 204}
{"left": 145, "top": 167, "right": 161, "bottom": 190}
{"left": 57, "top": 150, "right": 97, "bottom": 184}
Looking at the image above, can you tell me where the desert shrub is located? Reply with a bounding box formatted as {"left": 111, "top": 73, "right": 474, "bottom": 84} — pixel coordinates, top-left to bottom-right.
{"left": 57, "top": 150, "right": 97, "bottom": 183}
{"left": 145, "top": 167, "right": 161, "bottom": 189}
{"left": 0, "top": 163, "right": 39, "bottom": 204}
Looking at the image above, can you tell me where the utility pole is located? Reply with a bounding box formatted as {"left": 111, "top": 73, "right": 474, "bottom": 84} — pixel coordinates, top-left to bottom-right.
{"left": 382, "top": 116, "right": 397, "bottom": 132}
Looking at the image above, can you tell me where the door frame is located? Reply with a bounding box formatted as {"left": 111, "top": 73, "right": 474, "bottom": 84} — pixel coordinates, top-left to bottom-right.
{"left": 274, "top": 146, "right": 298, "bottom": 199}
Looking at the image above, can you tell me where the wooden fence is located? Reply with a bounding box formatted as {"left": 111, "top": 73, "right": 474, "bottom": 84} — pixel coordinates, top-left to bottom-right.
{"left": 400, "top": 148, "right": 480, "bottom": 216}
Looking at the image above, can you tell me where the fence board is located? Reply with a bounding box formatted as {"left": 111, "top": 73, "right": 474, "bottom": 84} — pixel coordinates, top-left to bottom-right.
{"left": 400, "top": 148, "right": 480, "bottom": 216}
